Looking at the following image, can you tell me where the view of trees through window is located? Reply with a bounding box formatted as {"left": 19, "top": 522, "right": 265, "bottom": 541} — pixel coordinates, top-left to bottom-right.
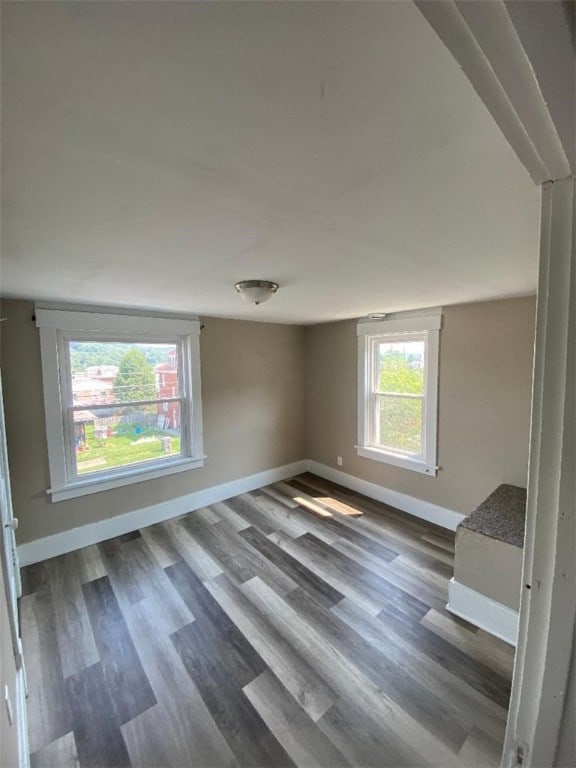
{"left": 69, "top": 341, "right": 182, "bottom": 476}
{"left": 375, "top": 340, "right": 425, "bottom": 455}
{"left": 113, "top": 348, "right": 157, "bottom": 402}
{"left": 69, "top": 341, "right": 172, "bottom": 372}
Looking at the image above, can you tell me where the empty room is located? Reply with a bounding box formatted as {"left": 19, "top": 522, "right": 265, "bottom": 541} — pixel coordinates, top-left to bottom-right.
{"left": 0, "top": 2, "right": 574, "bottom": 768}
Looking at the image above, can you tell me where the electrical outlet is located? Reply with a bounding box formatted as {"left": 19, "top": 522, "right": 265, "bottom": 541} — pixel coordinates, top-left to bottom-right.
{"left": 337, "top": 456, "right": 343, "bottom": 467}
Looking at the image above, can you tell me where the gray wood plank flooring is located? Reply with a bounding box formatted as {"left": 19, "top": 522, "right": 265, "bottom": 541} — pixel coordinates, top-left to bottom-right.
{"left": 22, "top": 473, "right": 514, "bottom": 768}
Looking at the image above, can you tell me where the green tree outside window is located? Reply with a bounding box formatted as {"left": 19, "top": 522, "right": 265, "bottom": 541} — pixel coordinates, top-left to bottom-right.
{"left": 113, "top": 349, "right": 156, "bottom": 402}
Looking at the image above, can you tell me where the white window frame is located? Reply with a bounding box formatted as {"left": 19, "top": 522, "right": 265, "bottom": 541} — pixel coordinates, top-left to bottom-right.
{"left": 356, "top": 310, "right": 441, "bottom": 476}
{"left": 36, "top": 305, "right": 204, "bottom": 502}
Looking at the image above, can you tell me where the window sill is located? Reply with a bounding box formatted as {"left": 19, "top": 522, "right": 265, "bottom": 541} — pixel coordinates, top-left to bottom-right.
{"left": 48, "top": 456, "right": 206, "bottom": 502}
{"left": 355, "top": 445, "right": 437, "bottom": 476}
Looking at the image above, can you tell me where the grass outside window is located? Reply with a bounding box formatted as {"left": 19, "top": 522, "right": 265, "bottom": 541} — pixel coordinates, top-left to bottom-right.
{"left": 76, "top": 422, "right": 181, "bottom": 475}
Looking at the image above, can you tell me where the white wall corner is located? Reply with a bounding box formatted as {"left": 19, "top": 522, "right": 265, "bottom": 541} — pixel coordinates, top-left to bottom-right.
{"left": 447, "top": 577, "right": 519, "bottom": 646}
{"left": 305, "top": 460, "right": 465, "bottom": 531}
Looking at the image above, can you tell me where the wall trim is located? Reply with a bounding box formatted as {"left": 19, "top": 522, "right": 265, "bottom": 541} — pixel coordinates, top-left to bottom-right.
{"left": 16, "top": 666, "right": 30, "bottom": 768}
{"left": 17, "top": 460, "right": 307, "bottom": 566}
{"left": 17, "top": 458, "right": 466, "bottom": 566}
{"left": 447, "top": 577, "right": 519, "bottom": 646}
{"left": 305, "top": 460, "right": 465, "bottom": 531}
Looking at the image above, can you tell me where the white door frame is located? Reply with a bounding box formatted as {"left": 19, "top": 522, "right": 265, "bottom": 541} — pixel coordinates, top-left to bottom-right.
{"left": 0, "top": 372, "right": 29, "bottom": 768}
{"left": 0, "top": 375, "right": 23, "bottom": 664}
{"left": 414, "top": 2, "right": 575, "bottom": 767}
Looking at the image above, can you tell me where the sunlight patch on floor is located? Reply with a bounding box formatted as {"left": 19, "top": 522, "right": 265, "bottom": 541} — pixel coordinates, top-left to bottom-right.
{"left": 293, "top": 497, "right": 333, "bottom": 517}
{"left": 315, "top": 496, "right": 363, "bottom": 517}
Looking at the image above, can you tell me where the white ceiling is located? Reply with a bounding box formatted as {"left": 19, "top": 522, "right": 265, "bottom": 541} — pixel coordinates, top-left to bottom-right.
{"left": 1, "top": 1, "right": 539, "bottom": 325}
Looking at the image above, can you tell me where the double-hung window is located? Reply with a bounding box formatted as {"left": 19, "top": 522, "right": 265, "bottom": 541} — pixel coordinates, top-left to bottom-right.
{"left": 357, "top": 310, "right": 441, "bottom": 475}
{"left": 36, "top": 306, "right": 204, "bottom": 501}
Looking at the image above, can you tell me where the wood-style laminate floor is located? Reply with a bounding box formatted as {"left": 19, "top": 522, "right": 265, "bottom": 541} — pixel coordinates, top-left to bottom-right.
{"left": 21, "top": 473, "right": 515, "bottom": 768}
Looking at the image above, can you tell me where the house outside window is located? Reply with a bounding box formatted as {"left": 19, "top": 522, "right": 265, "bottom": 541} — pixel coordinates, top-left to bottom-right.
{"left": 357, "top": 309, "right": 441, "bottom": 476}
{"left": 36, "top": 306, "right": 204, "bottom": 501}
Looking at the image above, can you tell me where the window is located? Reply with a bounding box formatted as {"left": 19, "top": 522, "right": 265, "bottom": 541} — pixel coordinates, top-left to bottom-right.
{"left": 36, "top": 306, "right": 204, "bottom": 501}
{"left": 357, "top": 310, "right": 441, "bottom": 475}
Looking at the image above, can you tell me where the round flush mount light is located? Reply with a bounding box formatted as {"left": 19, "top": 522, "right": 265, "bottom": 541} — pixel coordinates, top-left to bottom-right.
{"left": 368, "top": 312, "right": 387, "bottom": 320}
{"left": 235, "top": 280, "right": 279, "bottom": 305}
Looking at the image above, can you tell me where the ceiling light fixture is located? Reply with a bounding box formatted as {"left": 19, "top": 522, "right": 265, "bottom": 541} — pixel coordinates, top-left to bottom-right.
{"left": 235, "top": 280, "right": 279, "bottom": 305}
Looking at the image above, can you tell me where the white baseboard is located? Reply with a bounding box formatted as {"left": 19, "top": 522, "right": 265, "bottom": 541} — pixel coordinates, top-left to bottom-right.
{"left": 17, "top": 458, "right": 464, "bottom": 565}
{"left": 305, "top": 460, "right": 465, "bottom": 531}
{"left": 447, "top": 577, "right": 518, "bottom": 646}
{"left": 17, "top": 460, "right": 307, "bottom": 566}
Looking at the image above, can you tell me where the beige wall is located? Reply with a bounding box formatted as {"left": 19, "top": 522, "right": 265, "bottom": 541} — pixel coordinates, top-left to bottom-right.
{"left": 0, "top": 299, "right": 305, "bottom": 544}
{"left": 454, "top": 528, "right": 523, "bottom": 611}
{"left": 304, "top": 296, "right": 536, "bottom": 515}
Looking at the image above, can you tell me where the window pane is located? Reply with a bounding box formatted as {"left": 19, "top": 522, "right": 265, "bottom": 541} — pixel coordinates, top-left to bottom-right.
{"left": 69, "top": 341, "right": 179, "bottom": 405}
{"left": 376, "top": 340, "right": 424, "bottom": 395}
{"left": 74, "top": 403, "right": 182, "bottom": 476}
{"left": 375, "top": 395, "right": 422, "bottom": 455}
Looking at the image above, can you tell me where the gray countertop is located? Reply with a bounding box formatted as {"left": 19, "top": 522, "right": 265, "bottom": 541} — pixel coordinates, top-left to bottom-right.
{"left": 458, "top": 484, "right": 527, "bottom": 548}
